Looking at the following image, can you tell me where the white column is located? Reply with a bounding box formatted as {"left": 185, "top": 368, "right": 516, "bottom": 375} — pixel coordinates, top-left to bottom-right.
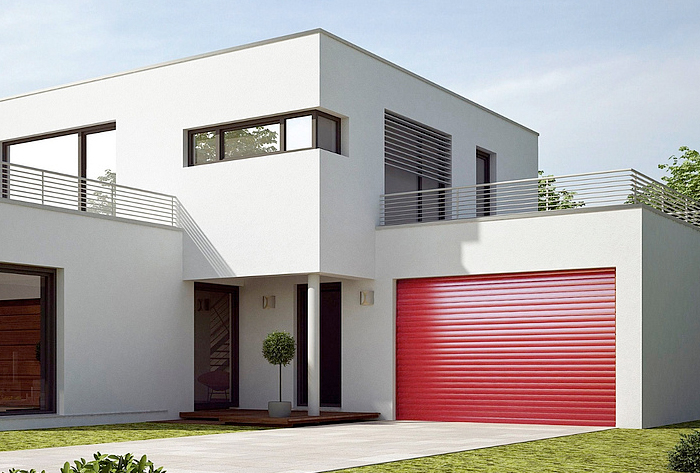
{"left": 307, "top": 273, "right": 321, "bottom": 416}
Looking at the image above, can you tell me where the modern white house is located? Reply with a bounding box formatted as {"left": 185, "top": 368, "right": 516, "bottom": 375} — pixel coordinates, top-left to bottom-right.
{"left": 1, "top": 29, "right": 699, "bottom": 431}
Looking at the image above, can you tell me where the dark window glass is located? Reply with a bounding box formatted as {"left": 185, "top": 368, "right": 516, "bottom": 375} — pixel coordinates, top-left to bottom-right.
{"left": 0, "top": 265, "right": 55, "bottom": 415}
{"left": 188, "top": 111, "right": 341, "bottom": 165}
{"left": 317, "top": 115, "right": 338, "bottom": 153}
{"left": 193, "top": 131, "right": 218, "bottom": 165}
{"left": 476, "top": 150, "right": 491, "bottom": 216}
{"left": 224, "top": 124, "right": 279, "bottom": 159}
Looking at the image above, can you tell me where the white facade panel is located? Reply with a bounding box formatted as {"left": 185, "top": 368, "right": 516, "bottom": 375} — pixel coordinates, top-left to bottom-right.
{"left": 0, "top": 202, "right": 189, "bottom": 430}
{"left": 372, "top": 208, "right": 644, "bottom": 427}
{"left": 641, "top": 210, "right": 700, "bottom": 427}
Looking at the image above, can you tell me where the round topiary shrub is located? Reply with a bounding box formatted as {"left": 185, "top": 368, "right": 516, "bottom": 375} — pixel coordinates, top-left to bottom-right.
{"left": 669, "top": 430, "right": 700, "bottom": 472}
{"left": 262, "top": 331, "right": 296, "bottom": 402}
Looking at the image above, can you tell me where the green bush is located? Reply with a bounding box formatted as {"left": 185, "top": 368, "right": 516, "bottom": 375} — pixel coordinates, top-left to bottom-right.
{"left": 261, "top": 331, "right": 295, "bottom": 367}
{"left": 6, "top": 452, "right": 165, "bottom": 473}
{"left": 262, "top": 331, "right": 296, "bottom": 402}
{"left": 669, "top": 430, "right": 700, "bottom": 472}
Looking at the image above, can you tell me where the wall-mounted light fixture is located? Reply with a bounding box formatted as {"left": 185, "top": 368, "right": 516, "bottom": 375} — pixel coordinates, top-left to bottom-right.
{"left": 196, "top": 299, "right": 210, "bottom": 311}
{"left": 262, "top": 295, "right": 276, "bottom": 309}
{"left": 360, "top": 290, "right": 374, "bottom": 306}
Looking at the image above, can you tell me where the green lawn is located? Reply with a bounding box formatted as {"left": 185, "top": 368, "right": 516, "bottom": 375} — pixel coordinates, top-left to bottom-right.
{"left": 0, "top": 422, "right": 261, "bottom": 452}
{"left": 333, "top": 421, "right": 700, "bottom": 473}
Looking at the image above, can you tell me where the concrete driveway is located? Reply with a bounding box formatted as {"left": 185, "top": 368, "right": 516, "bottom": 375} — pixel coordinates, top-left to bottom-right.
{"left": 0, "top": 421, "right": 607, "bottom": 473}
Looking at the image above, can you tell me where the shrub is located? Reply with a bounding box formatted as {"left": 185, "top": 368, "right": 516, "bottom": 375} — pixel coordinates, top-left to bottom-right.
{"left": 262, "top": 331, "right": 296, "bottom": 402}
{"left": 5, "top": 452, "right": 165, "bottom": 473}
{"left": 669, "top": 430, "right": 700, "bottom": 472}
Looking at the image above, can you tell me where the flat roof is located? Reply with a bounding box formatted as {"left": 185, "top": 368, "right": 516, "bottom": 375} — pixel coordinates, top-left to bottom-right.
{"left": 0, "top": 28, "right": 537, "bottom": 135}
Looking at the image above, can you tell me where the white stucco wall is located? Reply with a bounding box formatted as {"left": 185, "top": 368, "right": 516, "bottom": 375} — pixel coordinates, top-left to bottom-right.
{"left": 0, "top": 30, "right": 537, "bottom": 282}
{"left": 0, "top": 201, "right": 190, "bottom": 430}
{"left": 317, "top": 32, "right": 538, "bottom": 278}
{"left": 641, "top": 210, "right": 700, "bottom": 428}
{"left": 0, "top": 33, "right": 323, "bottom": 280}
{"left": 366, "top": 207, "right": 644, "bottom": 427}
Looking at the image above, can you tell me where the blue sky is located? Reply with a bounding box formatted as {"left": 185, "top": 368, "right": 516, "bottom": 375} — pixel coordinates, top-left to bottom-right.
{"left": 1, "top": 0, "right": 698, "bottom": 179}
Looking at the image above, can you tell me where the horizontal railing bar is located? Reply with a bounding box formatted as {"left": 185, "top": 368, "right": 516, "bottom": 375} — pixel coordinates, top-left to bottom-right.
{"left": 1, "top": 162, "right": 178, "bottom": 227}
{"left": 380, "top": 168, "right": 700, "bottom": 228}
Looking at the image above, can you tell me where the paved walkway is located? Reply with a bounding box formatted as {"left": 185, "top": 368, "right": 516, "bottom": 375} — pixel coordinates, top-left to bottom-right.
{"left": 0, "top": 421, "right": 606, "bottom": 472}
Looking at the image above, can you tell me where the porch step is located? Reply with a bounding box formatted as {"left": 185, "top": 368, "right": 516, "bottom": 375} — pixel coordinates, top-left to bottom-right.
{"left": 179, "top": 408, "right": 380, "bottom": 427}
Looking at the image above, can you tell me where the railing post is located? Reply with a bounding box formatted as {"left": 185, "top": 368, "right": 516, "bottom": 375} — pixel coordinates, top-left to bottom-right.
{"left": 455, "top": 188, "right": 459, "bottom": 219}
{"left": 111, "top": 183, "right": 116, "bottom": 217}
{"left": 41, "top": 170, "right": 45, "bottom": 205}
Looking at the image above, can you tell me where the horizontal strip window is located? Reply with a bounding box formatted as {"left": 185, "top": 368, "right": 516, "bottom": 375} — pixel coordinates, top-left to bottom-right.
{"left": 188, "top": 111, "right": 341, "bottom": 166}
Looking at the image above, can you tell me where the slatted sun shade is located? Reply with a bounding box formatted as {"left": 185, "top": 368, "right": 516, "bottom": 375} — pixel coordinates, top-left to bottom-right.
{"left": 384, "top": 110, "right": 451, "bottom": 187}
{"left": 396, "top": 268, "right": 616, "bottom": 426}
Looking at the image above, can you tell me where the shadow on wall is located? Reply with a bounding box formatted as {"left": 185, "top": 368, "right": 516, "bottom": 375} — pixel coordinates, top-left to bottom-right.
{"left": 176, "top": 199, "right": 235, "bottom": 278}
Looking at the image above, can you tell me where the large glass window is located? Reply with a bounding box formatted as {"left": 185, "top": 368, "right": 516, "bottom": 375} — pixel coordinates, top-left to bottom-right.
{"left": 383, "top": 110, "right": 451, "bottom": 224}
{"left": 1, "top": 123, "right": 117, "bottom": 182}
{"left": 1, "top": 124, "right": 117, "bottom": 212}
{"left": 188, "top": 111, "right": 340, "bottom": 166}
{"left": 0, "top": 264, "right": 55, "bottom": 415}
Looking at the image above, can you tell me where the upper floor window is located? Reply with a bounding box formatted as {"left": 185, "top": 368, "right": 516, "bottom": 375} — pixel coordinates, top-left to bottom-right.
{"left": 1, "top": 123, "right": 117, "bottom": 182}
{"left": 384, "top": 110, "right": 451, "bottom": 224}
{"left": 188, "top": 111, "right": 340, "bottom": 166}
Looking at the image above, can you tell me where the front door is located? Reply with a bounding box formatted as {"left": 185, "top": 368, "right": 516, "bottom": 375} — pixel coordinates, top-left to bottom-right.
{"left": 194, "top": 283, "right": 239, "bottom": 410}
{"left": 296, "top": 282, "right": 341, "bottom": 407}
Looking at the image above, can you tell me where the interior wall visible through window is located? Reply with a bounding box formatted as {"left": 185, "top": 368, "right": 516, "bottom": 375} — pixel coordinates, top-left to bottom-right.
{"left": 0, "top": 264, "right": 56, "bottom": 415}
{"left": 1, "top": 124, "right": 117, "bottom": 183}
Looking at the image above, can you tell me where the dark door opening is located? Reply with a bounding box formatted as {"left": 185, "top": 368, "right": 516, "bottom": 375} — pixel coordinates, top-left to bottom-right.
{"left": 296, "top": 282, "right": 341, "bottom": 408}
{"left": 194, "top": 282, "right": 239, "bottom": 410}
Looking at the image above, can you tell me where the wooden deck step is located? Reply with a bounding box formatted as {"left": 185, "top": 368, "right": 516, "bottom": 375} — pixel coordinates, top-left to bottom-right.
{"left": 179, "top": 409, "right": 380, "bottom": 427}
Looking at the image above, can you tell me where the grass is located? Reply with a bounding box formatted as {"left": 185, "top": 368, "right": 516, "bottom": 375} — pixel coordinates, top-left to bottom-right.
{"left": 0, "top": 422, "right": 262, "bottom": 452}
{"left": 333, "top": 420, "right": 700, "bottom": 473}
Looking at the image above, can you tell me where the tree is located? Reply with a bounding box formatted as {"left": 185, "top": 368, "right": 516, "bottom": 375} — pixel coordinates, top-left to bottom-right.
{"left": 193, "top": 126, "right": 279, "bottom": 163}
{"left": 262, "top": 331, "right": 295, "bottom": 402}
{"left": 658, "top": 147, "right": 700, "bottom": 201}
{"left": 86, "top": 169, "right": 117, "bottom": 215}
{"left": 538, "top": 171, "right": 585, "bottom": 211}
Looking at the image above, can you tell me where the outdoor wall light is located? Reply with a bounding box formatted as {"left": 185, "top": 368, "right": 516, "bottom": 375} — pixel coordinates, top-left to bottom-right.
{"left": 262, "top": 295, "right": 276, "bottom": 309}
{"left": 360, "top": 290, "right": 374, "bottom": 306}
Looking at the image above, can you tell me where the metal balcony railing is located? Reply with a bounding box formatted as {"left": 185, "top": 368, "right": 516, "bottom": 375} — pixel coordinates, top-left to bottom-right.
{"left": 380, "top": 169, "right": 700, "bottom": 227}
{"left": 0, "top": 161, "right": 178, "bottom": 226}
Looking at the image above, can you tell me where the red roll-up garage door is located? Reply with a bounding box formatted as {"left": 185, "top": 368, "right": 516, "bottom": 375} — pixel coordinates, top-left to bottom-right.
{"left": 396, "top": 268, "right": 615, "bottom": 426}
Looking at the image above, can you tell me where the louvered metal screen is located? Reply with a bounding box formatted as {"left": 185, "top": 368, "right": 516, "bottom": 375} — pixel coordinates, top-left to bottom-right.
{"left": 396, "top": 268, "right": 616, "bottom": 426}
{"left": 384, "top": 111, "right": 451, "bottom": 186}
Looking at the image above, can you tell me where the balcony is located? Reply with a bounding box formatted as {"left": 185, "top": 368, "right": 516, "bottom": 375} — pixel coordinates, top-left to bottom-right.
{"left": 380, "top": 169, "right": 700, "bottom": 227}
{"left": 0, "top": 161, "right": 178, "bottom": 226}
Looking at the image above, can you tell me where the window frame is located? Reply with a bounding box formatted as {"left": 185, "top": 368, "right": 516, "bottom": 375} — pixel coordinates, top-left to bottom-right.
{"left": 1, "top": 122, "right": 116, "bottom": 177}
{"left": 0, "top": 123, "right": 117, "bottom": 207}
{"left": 0, "top": 263, "right": 56, "bottom": 416}
{"left": 476, "top": 148, "right": 492, "bottom": 217}
{"left": 187, "top": 110, "right": 340, "bottom": 166}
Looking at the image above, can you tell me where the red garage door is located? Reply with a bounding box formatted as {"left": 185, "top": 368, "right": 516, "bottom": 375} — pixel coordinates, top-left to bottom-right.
{"left": 396, "top": 268, "right": 615, "bottom": 426}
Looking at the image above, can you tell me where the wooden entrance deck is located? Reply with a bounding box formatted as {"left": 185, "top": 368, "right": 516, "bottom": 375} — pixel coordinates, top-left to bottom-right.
{"left": 179, "top": 409, "right": 380, "bottom": 427}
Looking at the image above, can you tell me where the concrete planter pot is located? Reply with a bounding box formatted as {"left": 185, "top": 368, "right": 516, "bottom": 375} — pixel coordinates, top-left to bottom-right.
{"left": 268, "top": 401, "right": 292, "bottom": 418}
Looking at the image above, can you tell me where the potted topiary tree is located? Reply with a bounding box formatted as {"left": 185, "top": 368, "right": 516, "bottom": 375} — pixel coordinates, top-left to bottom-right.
{"left": 262, "top": 331, "right": 296, "bottom": 418}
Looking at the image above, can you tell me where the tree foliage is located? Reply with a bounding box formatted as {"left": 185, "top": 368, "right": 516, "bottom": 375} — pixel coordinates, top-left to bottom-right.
{"left": 659, "top": 147, "right": 700, "bottom": 201}
{"left": 262, "top": 331, "right": 295, "bottom": 402}
{"left": 194, "top": 126, "right": 279, "bottom": 163}
{"left": 538, "top": 171, "right": 585, "bottom": 211}
{"left": 668, "top": 429, "right": 700, "bottom": 472}
{"left": 86, "top": 169, "right": 117, "bottom": 216}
